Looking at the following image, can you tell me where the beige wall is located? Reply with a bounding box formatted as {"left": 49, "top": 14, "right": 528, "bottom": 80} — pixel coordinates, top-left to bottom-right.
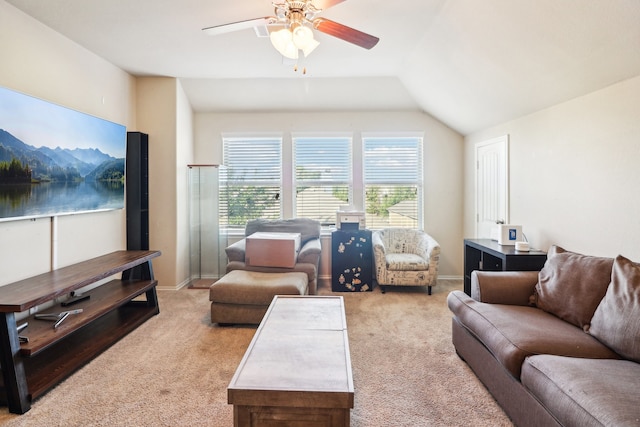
{"left": 12, "top": 0, "right": 635, "bottom": 285}
{"left": 0, "top": 2, "right": 135, "bottom": 286}
{"left": 176, "top": 81, "right": 195, "bottom": 287}
{"left": 194, "top": 111, "right": 465, "bottom": 277}
{"left": 464, "top": 75, "right": 640, "bottom": 261}
{"left": 135, "top": 78, "right": 195, "bottom": 290}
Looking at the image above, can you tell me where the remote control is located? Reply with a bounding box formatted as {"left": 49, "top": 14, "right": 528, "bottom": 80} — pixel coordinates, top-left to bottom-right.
{"left": 61, "top": 294, "right": 90, "bottom": 306}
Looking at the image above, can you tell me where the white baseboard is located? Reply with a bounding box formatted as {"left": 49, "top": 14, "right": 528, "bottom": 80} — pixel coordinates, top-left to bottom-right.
{"left": 158, "top": 277, "right": 191, "bottom": 291}
{"left": 438, "top": 275, "right": 463, "bottom": 281}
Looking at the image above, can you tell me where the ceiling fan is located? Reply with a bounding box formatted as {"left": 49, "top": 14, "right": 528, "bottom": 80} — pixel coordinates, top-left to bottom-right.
{"left": 202, "top": 0, "right": 379, "bottom": 60}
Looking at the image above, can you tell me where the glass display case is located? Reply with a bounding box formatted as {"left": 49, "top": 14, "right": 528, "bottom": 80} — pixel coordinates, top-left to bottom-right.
{"left": 188, "top": 165, "right": 227, "bottom": 288}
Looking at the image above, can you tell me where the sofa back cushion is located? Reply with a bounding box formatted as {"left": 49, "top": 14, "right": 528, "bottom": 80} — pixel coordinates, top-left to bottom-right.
{"left": 531, "top": 245, "right": 613, "bottom": 330}
{"left": 589, "top": 255, "right": 640, "bottom": 362}
{"left": 245, "top": 218, "right": 320, "bottom": 246}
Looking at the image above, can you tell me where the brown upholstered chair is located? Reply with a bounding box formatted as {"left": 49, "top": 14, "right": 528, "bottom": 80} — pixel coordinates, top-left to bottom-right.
{"left": 224, "top": 218, "right": 322, "bottom": 295}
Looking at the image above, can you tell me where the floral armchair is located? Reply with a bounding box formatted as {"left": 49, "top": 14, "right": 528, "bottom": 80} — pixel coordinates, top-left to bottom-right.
{"left": 372, "top": 228, "right": 441, "bottom": 295}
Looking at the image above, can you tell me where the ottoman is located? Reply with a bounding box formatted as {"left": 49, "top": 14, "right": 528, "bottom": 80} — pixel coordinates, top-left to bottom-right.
{"left": 209, "top": 270, "right": 308, "bottom": 325}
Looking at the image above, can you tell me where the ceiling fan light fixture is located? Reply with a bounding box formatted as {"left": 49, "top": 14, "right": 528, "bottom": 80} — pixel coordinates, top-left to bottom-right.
{"left": 301, "top": 37, "right": 319, "bottom": 57}
{"left": 282, "top": 43, "right": 299, "bottom": 59}
{"left": 292, "top": 24, "right": 313, "bottom": 46}
{"left": 270, "top": 23, "right": 319, "bottom": 59}
{"left": 270, "top": 28, "right": 299, "bottom": 59}
{"left": 291, "top": 24, "right": 319, "bottom": 57}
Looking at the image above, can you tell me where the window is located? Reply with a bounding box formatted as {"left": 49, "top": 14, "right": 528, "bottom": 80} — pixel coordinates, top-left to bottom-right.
{"left": 220, "top": 133, "right": 422, "bottom": 230}
{"left": 221, "top": 136, "right": 282, "bottom": 229}
{"left": 363, "top": 136, "right": 423, "bottom": 229}
{"left": 293, "top": 136, "right": 352, "bottom": 226}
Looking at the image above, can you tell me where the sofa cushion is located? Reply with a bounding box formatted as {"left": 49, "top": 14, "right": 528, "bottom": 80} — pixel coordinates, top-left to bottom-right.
{"left": 531, "top": 245, "right": 613, "bottom": 331}
{"left": 522, "top": 355, "right": 640, "bottom": 427}
{"left": 589, "top": 254, "right": 640, "bottom": 362}
{"left": 447, "top": 290, "right": 619, "bottom": 379}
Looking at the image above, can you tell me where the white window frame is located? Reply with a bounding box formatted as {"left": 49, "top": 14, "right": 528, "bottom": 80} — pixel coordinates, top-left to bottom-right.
{"left": 218, "top": 131, "right": 423, "bottom": 231}
{"left": 292, "top": 133, "right": 353, "bottom": 227}
{"left": 361, "top": 132, "right": 424, "bottom": 229}
{"left": 220, "top": 133, "right": 283, "bottom": 230}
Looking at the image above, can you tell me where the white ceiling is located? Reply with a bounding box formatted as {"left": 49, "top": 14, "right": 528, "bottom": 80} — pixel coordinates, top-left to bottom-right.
{"left": 7, "top": 0, "right": 640, "bottom": 135}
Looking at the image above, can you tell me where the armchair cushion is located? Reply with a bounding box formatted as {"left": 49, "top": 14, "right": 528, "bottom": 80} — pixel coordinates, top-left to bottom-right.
{"left": 385, "top": 253, "right": 429, "bottom": 271}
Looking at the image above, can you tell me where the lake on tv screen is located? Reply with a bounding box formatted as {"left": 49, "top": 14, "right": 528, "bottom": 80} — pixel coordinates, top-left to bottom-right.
{"left": 0, "top": 86, "right": 126, "bottom": 221}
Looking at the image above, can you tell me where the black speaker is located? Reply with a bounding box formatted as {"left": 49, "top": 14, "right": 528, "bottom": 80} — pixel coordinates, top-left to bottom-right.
{"left": 126, "top": 132, "right": 149, "bottom": 251}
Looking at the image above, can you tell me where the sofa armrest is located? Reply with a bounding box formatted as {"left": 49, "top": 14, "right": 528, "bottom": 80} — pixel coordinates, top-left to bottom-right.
{"left": 225, "top": 239, "right": 246, "bottom": 263}
{"left": 471, "top": 270, "right": 539, "bottom": 305}
{"left": 297, "top": 238, "right": 321, "bottom": 265}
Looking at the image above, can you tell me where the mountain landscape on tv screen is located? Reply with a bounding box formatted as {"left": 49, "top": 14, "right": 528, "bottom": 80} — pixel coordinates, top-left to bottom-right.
{"left": 0, "top": 128, "right": 123, "bottom": 184}
{"left": 0, "top": 128, "right": 125, "bottom": 220}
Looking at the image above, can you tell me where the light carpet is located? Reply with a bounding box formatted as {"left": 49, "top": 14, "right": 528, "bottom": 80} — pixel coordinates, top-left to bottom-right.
{"left": 0, "top": 279, "right": 513, "bottom": 426}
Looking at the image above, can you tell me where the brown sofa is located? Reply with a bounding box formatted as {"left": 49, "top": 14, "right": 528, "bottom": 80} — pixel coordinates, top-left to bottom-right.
{"left": 225, "top": 218, "right": 322, "bottom": 295}
{"left": 448, "top": 245, "right": 640, "bottom": 427}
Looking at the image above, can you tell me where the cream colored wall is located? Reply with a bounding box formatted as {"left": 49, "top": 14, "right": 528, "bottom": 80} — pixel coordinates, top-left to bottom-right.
{"left": 135, "top": 77, "right": 188, "bottom": 290}
{"left": 176, "top": 81, "right": 195, "bottom": 288}
{"left": 194, "top": 111, "right": 464, "bottom": 277}
{"left": 134, "top": 77, "right": 195, "bottom": 290}
{"left": 464, "top": 75, "right": 640, "bottom": 261}
{"left": 0, "top": 2, "right": 136, "bottom": 286}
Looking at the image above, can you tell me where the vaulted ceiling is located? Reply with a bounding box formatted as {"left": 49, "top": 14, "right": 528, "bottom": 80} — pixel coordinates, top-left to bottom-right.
{"left": 7, "top": 0, "right": 640, "bottom": 135}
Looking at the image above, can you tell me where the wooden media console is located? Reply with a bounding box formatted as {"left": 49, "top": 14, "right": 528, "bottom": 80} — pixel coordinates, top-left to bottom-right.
{"left": 0, "top": 250, "right": 161, "bottom": 414}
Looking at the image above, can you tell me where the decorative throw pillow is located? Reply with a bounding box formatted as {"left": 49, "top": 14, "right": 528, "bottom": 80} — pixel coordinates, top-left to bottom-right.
{"left": 532, "top": 245, "right": 613, "bottom": 330}
{"left": 589, "top": 255, "right": 640, "bottom": 362}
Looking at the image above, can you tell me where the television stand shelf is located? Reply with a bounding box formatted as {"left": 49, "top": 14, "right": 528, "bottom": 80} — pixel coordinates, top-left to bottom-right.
{"left": 0, "top": 250, "right": 161, "bottom": 414}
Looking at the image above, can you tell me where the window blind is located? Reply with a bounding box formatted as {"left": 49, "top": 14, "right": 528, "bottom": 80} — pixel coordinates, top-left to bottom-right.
{"left": 293, "top": 136, "right": 352, "bottom": 226}
{"left": 221, "top": 136, "right": 282, "bottom": 229}
{"left": 363, "top": 136, "right": 422, "bottom": 229}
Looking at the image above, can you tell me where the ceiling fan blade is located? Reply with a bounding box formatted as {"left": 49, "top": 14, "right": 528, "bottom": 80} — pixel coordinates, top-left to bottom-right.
{"left": 202, "top": 17, "right": 275, "bottom": 36}
{"left": 312, "top": 0, "right": 347, "bottom": 11}
{"left": 313, "top": 18, "right": 379, "bottom": 49}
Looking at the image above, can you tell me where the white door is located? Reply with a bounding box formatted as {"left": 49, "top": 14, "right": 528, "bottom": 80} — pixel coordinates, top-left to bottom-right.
{"left": 475, "top": 135, "right": 509, "bottom": 238}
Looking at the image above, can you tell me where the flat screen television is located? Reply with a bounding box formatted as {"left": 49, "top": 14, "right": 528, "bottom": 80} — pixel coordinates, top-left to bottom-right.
{"left": 0, "top": 86, "right": 126, "bottom": 222}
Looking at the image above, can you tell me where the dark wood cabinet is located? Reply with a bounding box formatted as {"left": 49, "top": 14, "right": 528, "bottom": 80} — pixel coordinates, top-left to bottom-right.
{"left": 331, "top": 230, "right": 374, "bottom": 292}
{"left": 463, "top": 239, "right": 547, "bottom": 295}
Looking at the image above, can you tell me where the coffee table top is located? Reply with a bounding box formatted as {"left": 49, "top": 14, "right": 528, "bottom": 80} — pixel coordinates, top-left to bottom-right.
{"left": 228, "top": 296, "right": 354, "bottom": 408}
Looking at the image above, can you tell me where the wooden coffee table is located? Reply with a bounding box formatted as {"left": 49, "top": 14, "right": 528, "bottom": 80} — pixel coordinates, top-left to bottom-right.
{"left": 228, "top": 295, "right": 354, "bottom": 427}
